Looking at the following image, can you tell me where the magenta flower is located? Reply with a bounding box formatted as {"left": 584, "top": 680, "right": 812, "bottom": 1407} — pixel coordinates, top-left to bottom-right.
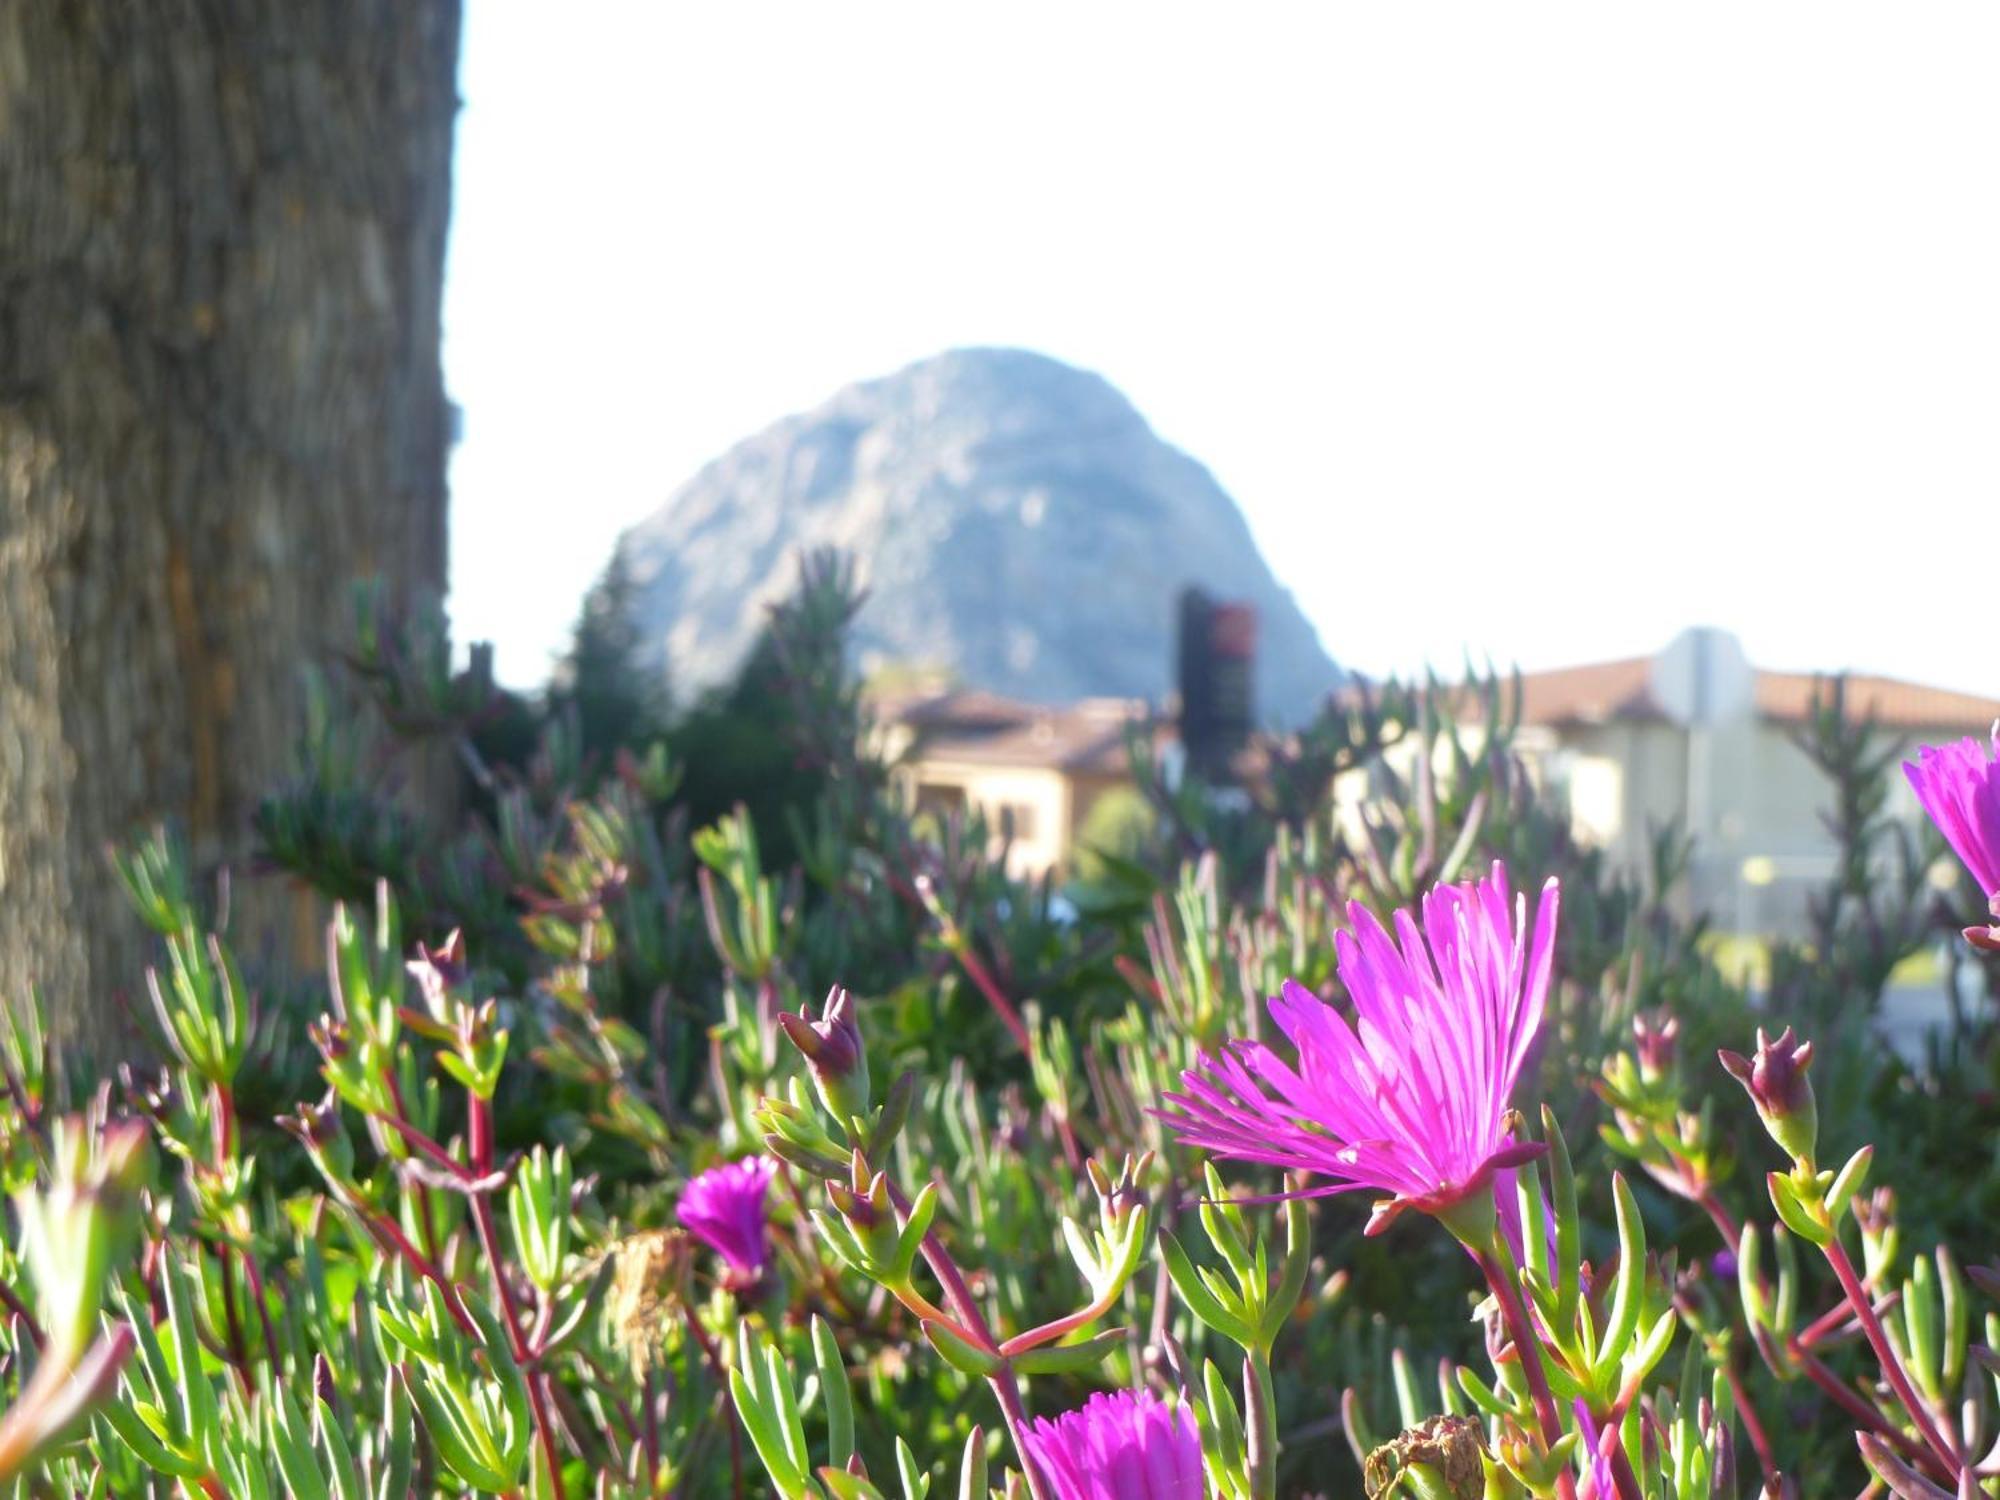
{"left": 1019, "top": 1390, "right": 1203, "bottom": 1500}
{"left": 1905, "top": 732, "right": 2000, "bottom": 946}
{"left": 1165, "top": 863, "right": 1558, "bottom": 1235}
{"left": 677, "top": 1156, "right": 777, "bottom": 1285}
{"left": 1574, "top": 1399, "right": 1617, "bottom": 1498}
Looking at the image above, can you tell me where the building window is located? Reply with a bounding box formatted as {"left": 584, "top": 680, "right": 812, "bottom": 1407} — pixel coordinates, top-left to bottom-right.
{"left": 913, "top": 783, "right": 967, "bottom": 820}
{"left": 996, "top": 801, "right": 1039, "bottom": 840}
{"left": 1564, "top": 755, "right": 1624, "bottom": 846}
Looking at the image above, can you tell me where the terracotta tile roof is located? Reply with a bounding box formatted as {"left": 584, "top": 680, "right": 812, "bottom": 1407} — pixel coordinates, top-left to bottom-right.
{"left": 1509, "top": 658, "right": 1664, "bottom": 725}
{"left": 910, "top": 696, "right": 1155, "bottom": 773}
{"left": 1475, "top": 659, "right": 2000, "bottom": 732}
{"left": 1750, "top": 671, "right": 2000, "bottom": 731}
{"left": 867, "top": 686, "right": 1040, "bottom": 734}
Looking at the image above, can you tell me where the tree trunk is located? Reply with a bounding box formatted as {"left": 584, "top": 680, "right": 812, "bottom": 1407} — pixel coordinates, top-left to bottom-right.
{"left": 0, "top": 2, "right": 461, "bottom": 1047}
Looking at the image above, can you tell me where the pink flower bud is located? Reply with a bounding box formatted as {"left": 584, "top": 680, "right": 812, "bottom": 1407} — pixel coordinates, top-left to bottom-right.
{"left": 1719, "top": 1027, "right": 1817, "bottom": 1164}
{"left": 1633, "top": 1010, "right": 1679, "bottom": 1084}
{"left": 777, "top": 986, "right": 870, "bottom": 1119}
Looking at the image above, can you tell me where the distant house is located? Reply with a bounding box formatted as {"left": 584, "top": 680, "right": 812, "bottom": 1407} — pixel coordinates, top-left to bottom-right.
{"left": 869, "top": 687, "right": 1155, "bottom": 880}
{"left": 1456, "top": 631, "right": 2000, "bottom": 936}
{"left": 873, "top": 634, "right": 1999, "bottom": 934}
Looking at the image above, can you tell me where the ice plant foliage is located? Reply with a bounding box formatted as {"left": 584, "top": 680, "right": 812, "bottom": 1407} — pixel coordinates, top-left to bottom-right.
{"left": 1166, "top": 862, "right": 1558, "bottom": 1233}
{"left": 10, "top": 582, "right": 1993, "bottom": 1497}
{"left": 1905, "top": 728, "right": 2000, "bottom": 947}
{"left": 1018, "top": 1390, "right": 1204, "bottom": 1500}
{"left": 677, "top": 1155, "right": 778, "bottom": 1285}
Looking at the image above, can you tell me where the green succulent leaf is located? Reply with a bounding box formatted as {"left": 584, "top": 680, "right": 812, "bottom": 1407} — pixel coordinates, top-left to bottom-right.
{"left": 1011, "top": 1327, "right": 1126, "bottom": 1376}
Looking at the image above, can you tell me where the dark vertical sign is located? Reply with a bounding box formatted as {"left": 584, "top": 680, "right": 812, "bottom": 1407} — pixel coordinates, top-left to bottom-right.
{"left": 1177, "top": 587, "right": 1258, "bottom": 782}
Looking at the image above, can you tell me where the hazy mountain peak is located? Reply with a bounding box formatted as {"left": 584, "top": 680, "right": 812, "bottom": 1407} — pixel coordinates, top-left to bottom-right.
{"left": 624, "top": 348, "right": 1341, "bottom": 722}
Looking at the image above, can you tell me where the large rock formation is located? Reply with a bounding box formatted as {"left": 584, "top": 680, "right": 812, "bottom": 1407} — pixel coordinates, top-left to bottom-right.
{"left": 623, "top": 348, "right": 1341, "bottom": 721}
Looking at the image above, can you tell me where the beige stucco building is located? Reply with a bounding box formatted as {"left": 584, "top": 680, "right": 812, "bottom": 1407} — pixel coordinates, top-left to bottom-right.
{"left": 874, "top": 637, "right": 1998, "bottom": 936}
{"left": 870, "top": 687, "right": 1153, "bottom": 880}
{"left": 1469, "top": 643, "right": 1999, "bottom": 936}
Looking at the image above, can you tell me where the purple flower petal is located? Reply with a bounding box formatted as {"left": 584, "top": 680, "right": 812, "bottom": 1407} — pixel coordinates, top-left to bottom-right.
{"left": 1165, "top": 862, "right": 1560, "bottom": 1228}
{"left": 1905, "top": 731, "right": 2000, "bottom": 897}
{"left": 677, "top": 1156, "right": 777, "bottom": 1282}
{"left": 1020, "top": 1390, "right": 1203, "bottom": 1500}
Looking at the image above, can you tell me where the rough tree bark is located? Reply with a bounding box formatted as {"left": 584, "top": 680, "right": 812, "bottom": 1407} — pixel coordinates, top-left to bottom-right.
{"left": 0, "top": 3, "right": 461, "bottom": 1045}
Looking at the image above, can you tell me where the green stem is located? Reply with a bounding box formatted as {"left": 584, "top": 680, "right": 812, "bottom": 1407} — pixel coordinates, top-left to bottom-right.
{"left": 1246, "top": 1349, "right": 1278, "bottom": 1500}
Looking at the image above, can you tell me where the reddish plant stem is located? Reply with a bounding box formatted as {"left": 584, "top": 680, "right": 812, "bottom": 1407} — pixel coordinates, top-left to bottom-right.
{"left": 1698, "top": 1169, "right": 1919, "bottom": 1474}
{"left": 467, "top": 1100, "right": 529, "bottom": 1345}
{"left": 1694, "top": 1188, "right": 1742, "bottom": 1256}
{"left": 1791, "top": 1345, "right": 1942, "bottom": 1478}
{"left": 884, "top": 1181, "right": 1053, "bottom": 1500}
{"left": 1597, "top": 1423, "right": 1646, "bottom": 1500}
{"left": 1820, "top": 1236, "right": 1960, "bottom": 1480}
{"left": 1724, "top": 1361, "right": 1778, "bottom": 1481}
{"left": 571, "top": 1347, "right": 643, "bottom": 1449}
{"left": 641, "top": 1364, "right": 661, "bottom": 1474}
{"left": 242, "top": 1254, "right": 279, "bottom": 1367}
{"left": 999, "top": 1286, "right": 1117, "bottom": 1358}
{"left": 948, "top": 942, "right": 1034, "bottom": 1055}
{"left": 357, "top": 1208, "right": 478, "bottom": 1338}
{"left": 467, "top": 1094, "right": 566, "bottom": 1496}
{"left": 377, "top": 1108, "right": 472, "bottom": 1177}
{"left": 202, "top": 1081, "right": 277, "bottom": 1385}
{"left": 382, "top": 1065, "right": 445, "bottom": 1259}
{"left": 1051, "top": 1113, "right": 1084, "bottom": 1175}
{"left": 206, "top": 1084, "right": 249, "bottom": 1383}
{"left": 1796, "top": 1295, "right": 1862, "bottom": 1351}
{"left": 211, "top": 1083, "right": 236, "bottom": 1162}
{"left": 1476, "top": 1245, "right": 1579, "bottom": 1500}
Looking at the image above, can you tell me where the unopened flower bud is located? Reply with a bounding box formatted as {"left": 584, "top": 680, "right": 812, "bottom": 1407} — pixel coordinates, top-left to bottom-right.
{"left": 278, "top": 1094, "right": 355, "bottom": 1183}
{"left": 776, "top": 986, "right": 870, "bottom": 1120}
{"left": 1633, "top": 1010, "right": 1679, "bottom": 1085}
{"left": 307, "top": 1014, "right": 350, "bottom": 1062}
{"left": 405, "top": 932, "right": 468, "bottom": 1023}
{"left": 1719, "top": 1027, "right": 1817, "bottom": 1165}
{"left": 826, "top": 1180, "right": 878, "bottom": 1230}
{"left": 1854, "top": 1186, "right": 1899, "bottom": 1282}
{"left": 1088, "top": 1151, "right": 1153, "bottom": 1231}
{"left": 823, "top": 1162, "right": 903, "bottom": 1275}
{"left": 1492, "top": 1416, "right": 1577, "bottom": 1496}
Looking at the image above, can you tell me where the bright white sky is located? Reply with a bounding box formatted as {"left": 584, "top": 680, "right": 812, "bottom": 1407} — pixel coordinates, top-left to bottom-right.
{"left": 445, "top": 4, "right": 1997, "bottom": 701}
